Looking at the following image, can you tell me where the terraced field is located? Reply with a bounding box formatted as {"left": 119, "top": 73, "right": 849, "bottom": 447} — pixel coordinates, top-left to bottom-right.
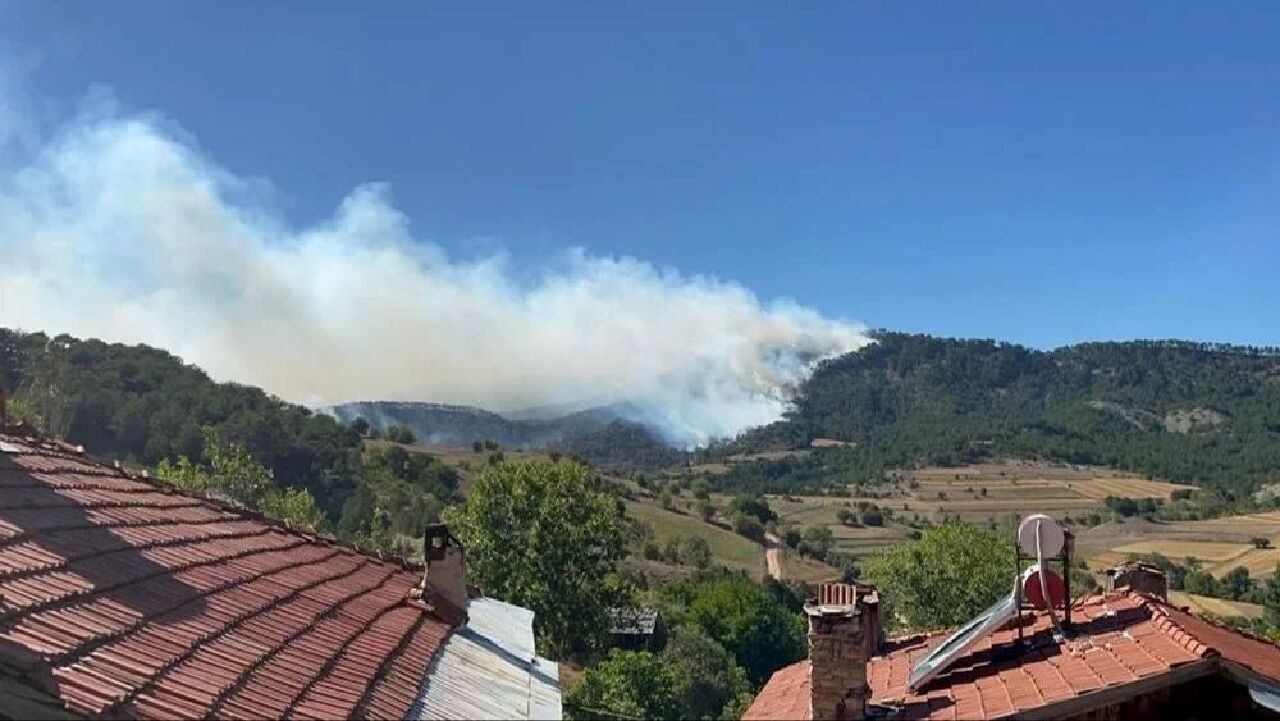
{"left": 1087, "top": 540, "right": 1256, "bottom": 571}
{"left": 1082, "top": 511, "right": 1280, "bottom": 578}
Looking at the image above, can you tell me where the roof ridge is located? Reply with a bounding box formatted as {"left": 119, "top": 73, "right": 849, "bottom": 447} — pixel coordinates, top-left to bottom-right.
{"left": 1143, "top": 597, "right": 1216, "bottom": 658}
{"left": 1159, "top": 594, "right": 1280, "bottom": 649}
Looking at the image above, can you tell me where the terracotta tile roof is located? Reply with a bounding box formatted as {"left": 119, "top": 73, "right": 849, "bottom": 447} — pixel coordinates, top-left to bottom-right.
{"left": 745, "top": 589, "right": 1280, "bottom": 720}
{"left": 0, "top": 428, "right": 457, "bottom": 720}
{"left": 741, "top": 661, "right": 810, "bottom": 721}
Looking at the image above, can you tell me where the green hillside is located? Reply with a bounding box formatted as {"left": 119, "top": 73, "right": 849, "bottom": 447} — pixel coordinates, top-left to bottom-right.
{"left": 710, "top": 332, "right": 1280, "bottom": 494}
{"left": 0, "top": 328, "right": 457, "bottom": 546}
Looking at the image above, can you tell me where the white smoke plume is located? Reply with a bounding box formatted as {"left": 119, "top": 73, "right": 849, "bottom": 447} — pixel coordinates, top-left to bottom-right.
{"left": 0, "top": 86, "right": 870, "bottom": 445}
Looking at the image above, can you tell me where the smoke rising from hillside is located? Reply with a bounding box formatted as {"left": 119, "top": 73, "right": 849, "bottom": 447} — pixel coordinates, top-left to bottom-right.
{"left": 0, "top": 90, "right": 870, "bottom": 445}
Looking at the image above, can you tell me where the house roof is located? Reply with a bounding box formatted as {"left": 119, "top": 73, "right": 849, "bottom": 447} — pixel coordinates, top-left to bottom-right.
{"left": 0, "top": 426, "right": 456, "bottom": 720}
{"left": 409, "top": 597, "right": 561, "bottom": 720}
{"left": 744, "top": 589, "right": 1280, "bottom": 721}
{"left": 607, "top": 607, "right": 660, "bottom": 635}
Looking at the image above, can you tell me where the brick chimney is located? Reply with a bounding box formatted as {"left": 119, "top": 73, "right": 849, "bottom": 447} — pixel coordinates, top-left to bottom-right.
{"left": 415, "top": 523, "right": 469, "bottom": 625}
{"left": 805, "top": 583, "right": 881, "bottom": 721}
{"left": 1106, "top": 561, "right": 1167, "bottom": 600}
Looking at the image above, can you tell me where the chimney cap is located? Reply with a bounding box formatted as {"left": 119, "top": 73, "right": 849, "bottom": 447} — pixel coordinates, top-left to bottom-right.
{"left": 1106, "top": 560, "right": 1165, "bottom": 576}
{"left": 804, "top": 583, "right": 878, "bottom": 617}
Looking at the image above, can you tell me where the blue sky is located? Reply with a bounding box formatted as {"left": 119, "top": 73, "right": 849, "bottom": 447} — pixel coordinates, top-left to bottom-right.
{"left": 4, "top": 1, "right": 1279, "bottom": 349}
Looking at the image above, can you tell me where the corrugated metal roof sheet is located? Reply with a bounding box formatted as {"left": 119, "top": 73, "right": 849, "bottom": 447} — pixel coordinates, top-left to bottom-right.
{"left": 410, "top": 597, "right": 563, "bottom": 720}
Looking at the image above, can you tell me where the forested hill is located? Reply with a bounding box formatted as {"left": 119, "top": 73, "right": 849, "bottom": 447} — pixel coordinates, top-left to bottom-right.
{"left": 0, "top": 329, "right": 366, "bottom": 517}
{"left": 719, "top": 332, "right": 1280, "bottom": 493}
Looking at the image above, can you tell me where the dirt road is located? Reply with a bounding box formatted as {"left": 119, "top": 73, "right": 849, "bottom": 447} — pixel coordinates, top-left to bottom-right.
{"left": 764, "top": 532, "right": 783, "bottom": 580}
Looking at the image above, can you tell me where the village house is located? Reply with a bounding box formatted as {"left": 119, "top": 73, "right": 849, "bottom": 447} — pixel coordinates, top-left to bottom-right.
{"left": 745, "top": 570, "right": 1280, "bottom": 721}
{"left": 0, "top": 421, "right": 561, "bottom": 720}
{"left": 606, "top": 606, "right": 664, "bottom": 651}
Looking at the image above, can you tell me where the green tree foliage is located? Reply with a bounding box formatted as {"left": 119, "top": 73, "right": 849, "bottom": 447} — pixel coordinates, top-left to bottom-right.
{"left": 659, "top": 627, "right": 753, "bottom": 721}
{"left": 340, "top": 445, "right": 459, "bottom": 542}
{"left": 731, "top": 514, "right": 764, "bottom": 543}
{"left": 565, "top": 650, "right": 679, "bottom": 720}
{"left": 697, "top": 501, "right": 716, "bottom": 522}
{"left": 665, "top": 574, "right": 806, "bottom": 686}
{"left": 726, "top": 495, "right": 776, "bottom": 524}
{"left": 798, "top": 525, "right": 834, "bottom": 560}
{"left": 350, "top": 417, "right": 370, "bottom": 437}
{"left": 860, "top": 506, "right": 884, "bottom": 526}
{"left": 384, "top": 425, "right": 417, "bottom": 444}
{"left": 443, "top": 459, "right": 628, "bottom": 659}
{"left": 866, "top": 522, "right": 1010, "bottom": 633}
{"left": 155, "top": 427, "right": 326, "bottom": 532}
{"left": 1221, "top": 566, "right": 1256, "bottom": 602}
{"left": 709, "top": 332, "right": 1280, "bottom": 495}
{"left": 0, "top": 330, "right": 364, "bottom": 518}
{"left": 680, "top": 536, "right": 712, "bottom": 569}
{"left": 259, "top": 487, "right": 326, "bottom": 533}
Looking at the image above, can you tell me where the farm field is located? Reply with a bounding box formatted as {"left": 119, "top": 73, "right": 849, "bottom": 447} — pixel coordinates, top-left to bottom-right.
{"left": 623, "top": 500, "right": 765, "bottom": 576}
{"left": 775, "top": 547, "right": 841, "bottom": 584}
{"left": 1086, "top": 540, "right": 1255, "bottom": 572}
{"left": 1167, "top": 591, "right": 1265, "bottom": 619}
{"left": 1081, "top": 511, "right": 1280, "bottom": 578}
{"left": 766, "top": 461, "right": 1193, "bottom": 531}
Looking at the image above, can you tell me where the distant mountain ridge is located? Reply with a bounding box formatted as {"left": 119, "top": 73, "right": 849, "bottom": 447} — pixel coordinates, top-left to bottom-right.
{"left": 321, "top": 399, "right": 653, "bottom": 450}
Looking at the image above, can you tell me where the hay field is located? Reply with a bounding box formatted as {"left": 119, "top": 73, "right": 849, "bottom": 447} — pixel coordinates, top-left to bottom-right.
{"left": 1087, "top": 539, "right": 1255, "bottom": 572}
{"left": 776, "top": 548, "right": 841, "bottom": 584}
{"left": 1082, "top": 510, "right": 1280, "bottom": 577}
{"left": 1072, "top": 477, "right": 1197, "bottom": 500}
{"left": 1168, "top": 591, "right": 1265, "bottom": 619}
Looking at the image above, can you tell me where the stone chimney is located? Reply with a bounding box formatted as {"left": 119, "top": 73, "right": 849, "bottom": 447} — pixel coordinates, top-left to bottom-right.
{"left": 1106, "top": 561, "right": 1167, "bottom": 600}
{"left": 416, "top": 523, "right": 469, "bottom": 625}
{"left": 806, "top": 583, "right": 881, "bottom": 721}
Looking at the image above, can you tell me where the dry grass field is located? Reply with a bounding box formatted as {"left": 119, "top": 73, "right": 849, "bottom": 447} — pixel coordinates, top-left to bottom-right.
{"left": 1081, "top": 511, "right": 1280, "bottom": 578}
{"left": 1167, "top": 591, "right": 1265, "bottom": 619}
{"left": 1086, "top": 540, "right": 1256, "bottom": 572}
{"left": 776, "top": 548, "right": 842, "bottom": 584}
{"left": 767, "top": 467, "right": 1190, "bottom": 528}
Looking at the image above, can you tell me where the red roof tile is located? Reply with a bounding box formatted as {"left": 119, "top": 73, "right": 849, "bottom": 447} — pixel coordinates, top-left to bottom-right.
{"left": 0, "top": 428, "right": 457, "bottom": 720}
{"left": 746, "top": 589, "right": 1280, "bottom": 720}
{"left": 741, "top": 660, "right": 810, "bottom": 721}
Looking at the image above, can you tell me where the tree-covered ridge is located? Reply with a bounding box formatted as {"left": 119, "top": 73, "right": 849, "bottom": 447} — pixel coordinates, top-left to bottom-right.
{"left": 1, "top": 330, "right": 364, "bottom": 513}
{"left": 0, "top": 328, "right": 457, "bottom": 547}
{"left": 715, "top": 332, "right": 1280, "bottom": 493}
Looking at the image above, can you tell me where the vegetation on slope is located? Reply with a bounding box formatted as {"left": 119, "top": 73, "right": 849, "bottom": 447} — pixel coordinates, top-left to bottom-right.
{"left": 711, "top": 332, "right": 1280, "bottom": 495}
{"left": 0, "top": 329, "right": 459, "bottom": 550}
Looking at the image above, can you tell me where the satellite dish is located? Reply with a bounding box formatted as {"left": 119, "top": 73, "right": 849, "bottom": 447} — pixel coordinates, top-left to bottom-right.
{"left": 1017, "top": 514, "right": 1064, "bottom": 557}
{"left": 1021, "top": 564, "right": 1066, "bottom": 610}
